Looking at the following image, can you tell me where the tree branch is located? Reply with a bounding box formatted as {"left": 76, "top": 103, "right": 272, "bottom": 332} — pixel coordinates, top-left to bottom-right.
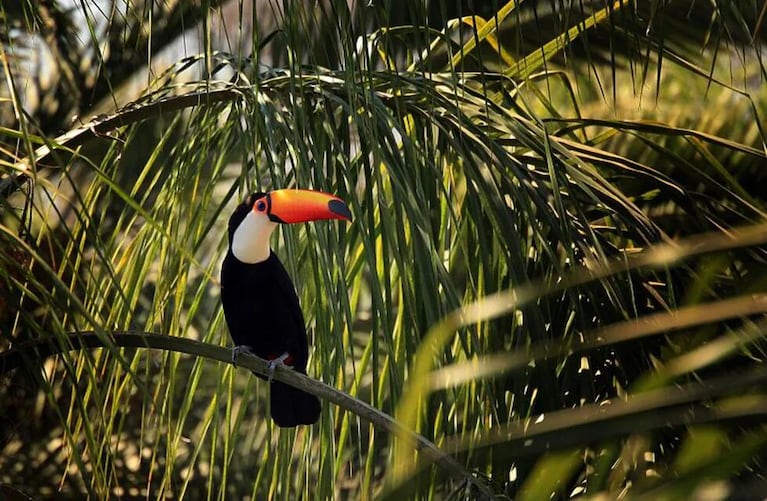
{"left": 0, "top": 330, "right": 493, "bottom": 497}
{"left": 1, "top": 89, "right": 243, "bottom": 197}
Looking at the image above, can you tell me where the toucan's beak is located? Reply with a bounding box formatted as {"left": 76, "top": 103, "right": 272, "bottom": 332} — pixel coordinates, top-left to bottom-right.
{"left": 264, "top": 189, "right": 352, "bottom": 224}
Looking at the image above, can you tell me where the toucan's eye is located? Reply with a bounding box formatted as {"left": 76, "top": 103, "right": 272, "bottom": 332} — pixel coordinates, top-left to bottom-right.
{"left": 256, "top": 200, "right": 266, "bottom": 212}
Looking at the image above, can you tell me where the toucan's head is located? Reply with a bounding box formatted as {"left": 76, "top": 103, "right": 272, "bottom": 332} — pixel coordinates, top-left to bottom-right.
{"left": 228, "top": 189, "right": 351, "bottom": 264}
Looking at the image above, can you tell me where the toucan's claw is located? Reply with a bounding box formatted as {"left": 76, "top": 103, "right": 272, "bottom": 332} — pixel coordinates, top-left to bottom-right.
{"left": 232, "top": 345, "right": 255, "bottom": 367}
{"left": 267, "top": 352, "right": 291, "bottom": 383}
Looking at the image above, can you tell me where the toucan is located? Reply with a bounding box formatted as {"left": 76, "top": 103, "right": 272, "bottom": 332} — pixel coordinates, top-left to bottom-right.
{"left": 221, "top": 189, "right": 351, "bottom": 427}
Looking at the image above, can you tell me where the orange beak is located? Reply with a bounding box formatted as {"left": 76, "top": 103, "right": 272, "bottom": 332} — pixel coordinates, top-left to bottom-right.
{"left": 263, "top": 189, "right": 352, "bottom": 224}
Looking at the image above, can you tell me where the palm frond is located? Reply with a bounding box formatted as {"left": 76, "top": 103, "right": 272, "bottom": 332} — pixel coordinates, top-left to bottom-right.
{"left": 2, "top": 1, "right": 767, "bottom": 499}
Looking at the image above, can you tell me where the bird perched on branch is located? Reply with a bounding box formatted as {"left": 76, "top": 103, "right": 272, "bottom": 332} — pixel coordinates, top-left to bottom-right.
{"left": 221, "top": 189, "right": 351, "bottom": 427}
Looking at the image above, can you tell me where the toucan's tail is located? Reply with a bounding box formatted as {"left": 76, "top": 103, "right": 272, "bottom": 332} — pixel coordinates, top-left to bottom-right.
{"left": 269, "top": 381, "right": 321, "bottom": 427}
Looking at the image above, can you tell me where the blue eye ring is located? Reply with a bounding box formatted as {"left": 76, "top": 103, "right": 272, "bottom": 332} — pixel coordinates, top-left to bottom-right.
{"left": 256, "top": 200, "right": 266, "bottom": 212}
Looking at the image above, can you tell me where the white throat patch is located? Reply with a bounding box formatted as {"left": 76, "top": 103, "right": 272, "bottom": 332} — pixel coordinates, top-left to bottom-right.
{"left": 231, "top": 211, "right": 277, "bottom": 264}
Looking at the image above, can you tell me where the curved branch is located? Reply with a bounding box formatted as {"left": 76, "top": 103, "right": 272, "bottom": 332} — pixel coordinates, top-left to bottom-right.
{"left": 1, "top": 89, "right": 243, "bottom": 197}
{"left": 0, "top": 330, "right": 492, "bottom": 496}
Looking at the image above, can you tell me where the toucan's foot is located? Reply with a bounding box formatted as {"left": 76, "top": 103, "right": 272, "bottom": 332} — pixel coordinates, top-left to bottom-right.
{"left": 267, "top": 352, "right": 291, "bottom": 383}
{"left": 231, "top": 345, "right": 255, "bottom": 367}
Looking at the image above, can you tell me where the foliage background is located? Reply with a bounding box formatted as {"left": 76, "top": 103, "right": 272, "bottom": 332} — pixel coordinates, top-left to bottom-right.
{"left": 1, "top": 0, "right": 767, "bottom": 499}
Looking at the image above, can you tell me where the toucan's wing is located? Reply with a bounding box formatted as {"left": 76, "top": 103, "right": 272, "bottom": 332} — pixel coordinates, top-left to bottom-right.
{"left": 269, "top": 253, "right": 310, "bottom": 372}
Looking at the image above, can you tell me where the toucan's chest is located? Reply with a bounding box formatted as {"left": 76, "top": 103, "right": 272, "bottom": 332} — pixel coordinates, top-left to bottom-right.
{"left": 222, "top": 251, "right": 283, "bottom": 299}
{"left": 220, "top": 251, "right": 307, "bottom": 357}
